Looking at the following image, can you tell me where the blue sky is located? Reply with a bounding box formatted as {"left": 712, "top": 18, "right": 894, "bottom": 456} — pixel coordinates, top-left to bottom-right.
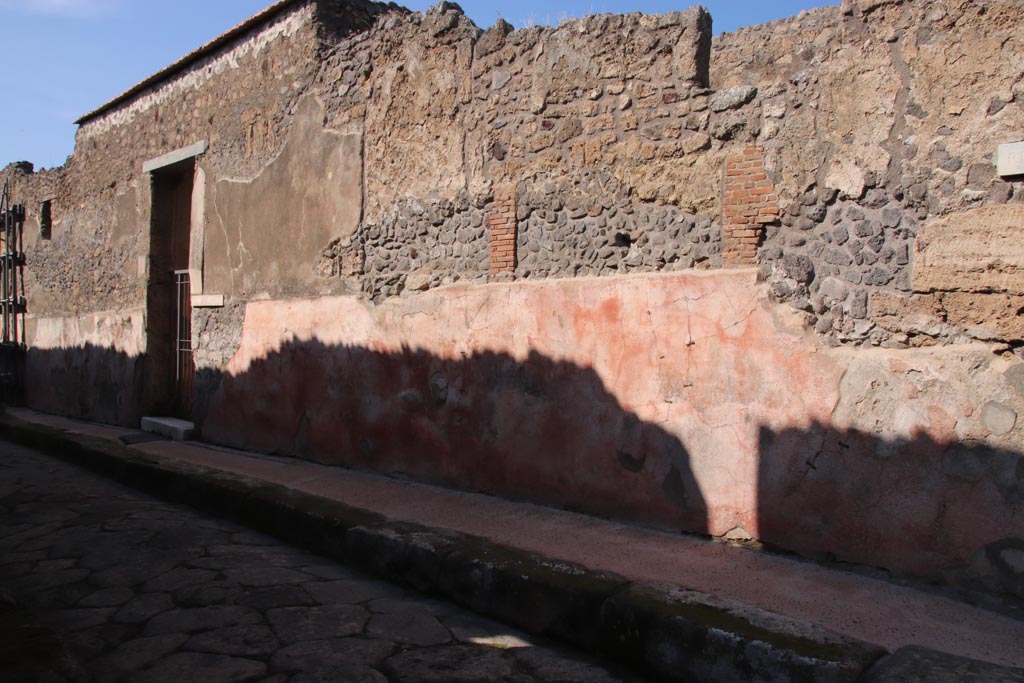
{"left": 1, "top": 0, "right": 835, "bottom": 170}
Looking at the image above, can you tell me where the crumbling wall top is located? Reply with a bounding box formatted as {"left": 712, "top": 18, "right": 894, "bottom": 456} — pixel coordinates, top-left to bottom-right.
{"left": 75, "top": 0, "right": 311, "bottom": 126}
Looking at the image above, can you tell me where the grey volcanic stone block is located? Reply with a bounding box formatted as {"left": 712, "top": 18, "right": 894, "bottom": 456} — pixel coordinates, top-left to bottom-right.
{"left": 599, "top": 582, "right": 885, "bottom": 683}
{"left": 862, "top": 646, "right": 1024, "bottom": 683}
{"left": 133, "top": 652, "right": 266, "bottom": 683}
{"left": 383, "top": 645, "right": 530, "bottom": 683}
{"left": 439, "top": 539, "right": 628, "bottom": 651}
{"left": 266, "top": 604, "right": 368, "bottom": 644}
{"left": 346, "top": 524, "right": 462, "bottom": 593}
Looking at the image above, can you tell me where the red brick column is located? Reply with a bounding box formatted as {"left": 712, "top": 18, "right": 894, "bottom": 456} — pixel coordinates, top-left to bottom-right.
{"left": 722, "top": 146, "right": 779, "bottom": 267}
{"left": 488, "top": 184, "right": 517, "bottom": 276}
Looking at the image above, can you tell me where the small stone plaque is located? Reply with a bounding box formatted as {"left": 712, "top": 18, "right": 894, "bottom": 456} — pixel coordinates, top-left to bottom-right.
{"left": 997, "top": 141, "right": 1024, "bottom": 177}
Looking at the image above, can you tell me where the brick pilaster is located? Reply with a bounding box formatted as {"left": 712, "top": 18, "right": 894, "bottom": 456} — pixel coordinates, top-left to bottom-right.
{"left": 722, "top": 146, "right": 779, "bottom": 267}
{"left": 487, "top": 184, "right": 517, "bottom": 276}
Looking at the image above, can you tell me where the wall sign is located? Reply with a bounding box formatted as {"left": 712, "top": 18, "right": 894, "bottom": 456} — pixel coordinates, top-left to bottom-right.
{"left": 998, "top": 141, "right": 1024, "bottom": 177}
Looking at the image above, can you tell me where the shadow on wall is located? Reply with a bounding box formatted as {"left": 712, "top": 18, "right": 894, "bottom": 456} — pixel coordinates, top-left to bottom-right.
{"left": 759, "top": 423, "right": 1024, "bottom": 599}
{"left": 25, "top": 344, "right": 145, "bottom": 427}
{"left": 195, "top": 339, "right": 709, "bottom": 535}
{"left": 196, "top": 338, "right": 1024, "bottom": 599}
{"left": 22, "top": 340, "right": 710, "bottom": 536}
{"left": 18, "top": 341, "right": 1024, "bottom": 598}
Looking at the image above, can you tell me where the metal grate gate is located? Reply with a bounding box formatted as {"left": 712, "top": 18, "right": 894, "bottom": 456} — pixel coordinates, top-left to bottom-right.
{"left": 0, "top": 179, "right": 26, "bottom": 346}
{"left": 174, "top": 269, "right": 193, "bottom": 416}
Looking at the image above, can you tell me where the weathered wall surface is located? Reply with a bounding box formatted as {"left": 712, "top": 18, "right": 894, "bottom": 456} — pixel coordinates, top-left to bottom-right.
{"left": 296, "top": 0, "right": 1024, "bottom": 348}
{"left": 10, "top": 0, "right": 1024, "bottom": 355}
{"left": 23, "top": 308, "right": 146, "bottom": 425}
{"left": 712, "top": 0, "right": 1024, "bottom": 346}
{"left": 200, "top": 272, "right": 1024, "bottom": 592}
{"left": 202, "top": 271, "right": 829, "bottom": 537}
{"left": 207, "top": 0, "right": 1024, "bottom": 593}
{"left": 463, "top": 8, "right": 712, "bottom": 203}
{"left": 308, "top": 4, "right": 722, "bottom": 301}
{"left": 4, "top": 0, "right": 1024, "bottom": 595}
{"left": 9, "top": 2, "right": 322, "bottom": 418}
{"left": 7, "top": 0, "right": 384, "bottom": 417}
{"left": 21, "top": 1, "right": 322, "bottom": 318}
{"left": 204, "top": 96, "right": 364, "bottom": 300}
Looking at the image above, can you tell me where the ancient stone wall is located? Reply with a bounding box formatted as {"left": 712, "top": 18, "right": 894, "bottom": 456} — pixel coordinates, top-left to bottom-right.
{"left": 306, "top": 3, "right": 721, "bottom": 301}
{"left": 353, "top": 192, "right": 491, "bottom": 302}
{"left": 208, "top": 0, "right": 1024, "bottom": 595}
{"left": 6, "top": 0, "right": 384, "bottom": 422}
{"left": 293, "top": 0, "right": 1024, "bottom": 350}
{"left": 8, "top": 0, "right": 1023, "bottom": 355}
{"left": 712, "top": 0, "right": 1024, "bottom": 346}
{"left": 13, "top": 2, "right": 320, "bottom": 323}
{"left": 4, "top": 0, "right": 1024, "bottom": 596}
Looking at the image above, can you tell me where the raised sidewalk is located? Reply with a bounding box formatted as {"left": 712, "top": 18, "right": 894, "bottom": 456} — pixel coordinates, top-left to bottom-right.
{"left": 2, "top": 407, "right": 1023, "bottom": 683}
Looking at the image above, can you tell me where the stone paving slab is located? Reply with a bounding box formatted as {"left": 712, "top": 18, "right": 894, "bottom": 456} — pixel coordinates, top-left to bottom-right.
{"left": 3, "top": 408, "right": 1024, "bottom": 682}
{"left": 0, "top": 439, "right": 648, "bottom": 683}
{"left": 861, "top": 646, "right": 1024, "bottom": 683}
{"left": 0, "top": 590, "right": 87, "bottom": 683}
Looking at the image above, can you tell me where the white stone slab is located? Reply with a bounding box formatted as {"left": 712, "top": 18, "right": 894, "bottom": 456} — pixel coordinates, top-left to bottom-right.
{"left": 141, "top": 416, "right": 195, "bottom": 441}
{"left": 143, "top": 140, "right": 207, "bottom": 174}
{"left": 997, "top": 141, "right": 1024, "bottom": 177}
{"left": 191, "top": 293, "right": 224, "bottom": 308}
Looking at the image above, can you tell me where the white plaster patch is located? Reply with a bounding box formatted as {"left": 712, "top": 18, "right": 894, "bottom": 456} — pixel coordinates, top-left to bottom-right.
{"left": 825, "top": 156, "right": 866, "bottom": 199}
{"left": 27, "top": 308, "right": 147, "bottom": 355}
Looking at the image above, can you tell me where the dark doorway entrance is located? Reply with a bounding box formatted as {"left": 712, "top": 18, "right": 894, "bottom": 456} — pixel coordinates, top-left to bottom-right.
{"left": 145, "top": 159, "right": 194, "bottom": 419}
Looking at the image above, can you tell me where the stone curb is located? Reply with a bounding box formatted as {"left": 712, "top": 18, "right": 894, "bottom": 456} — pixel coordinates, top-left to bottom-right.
{"left": 0, "top": 415, "right": 890, "bottom": 682}
{"left": 858, "top": 645, "right": 1024, "bottom": 683}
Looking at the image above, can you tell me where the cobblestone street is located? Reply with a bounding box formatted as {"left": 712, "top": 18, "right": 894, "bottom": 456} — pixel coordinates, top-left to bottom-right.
{"left": 0, "top": 440, "right": 648, "bottom": 682}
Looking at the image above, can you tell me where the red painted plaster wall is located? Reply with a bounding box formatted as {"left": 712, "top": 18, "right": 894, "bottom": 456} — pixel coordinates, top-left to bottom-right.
{"left": 200, "top": 271, "right": 1024, "bottom": 590}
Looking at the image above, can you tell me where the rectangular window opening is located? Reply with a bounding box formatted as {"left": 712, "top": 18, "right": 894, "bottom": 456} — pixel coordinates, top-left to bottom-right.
{"left": 39, "top": 199, "right": 52, "bottom": 240}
